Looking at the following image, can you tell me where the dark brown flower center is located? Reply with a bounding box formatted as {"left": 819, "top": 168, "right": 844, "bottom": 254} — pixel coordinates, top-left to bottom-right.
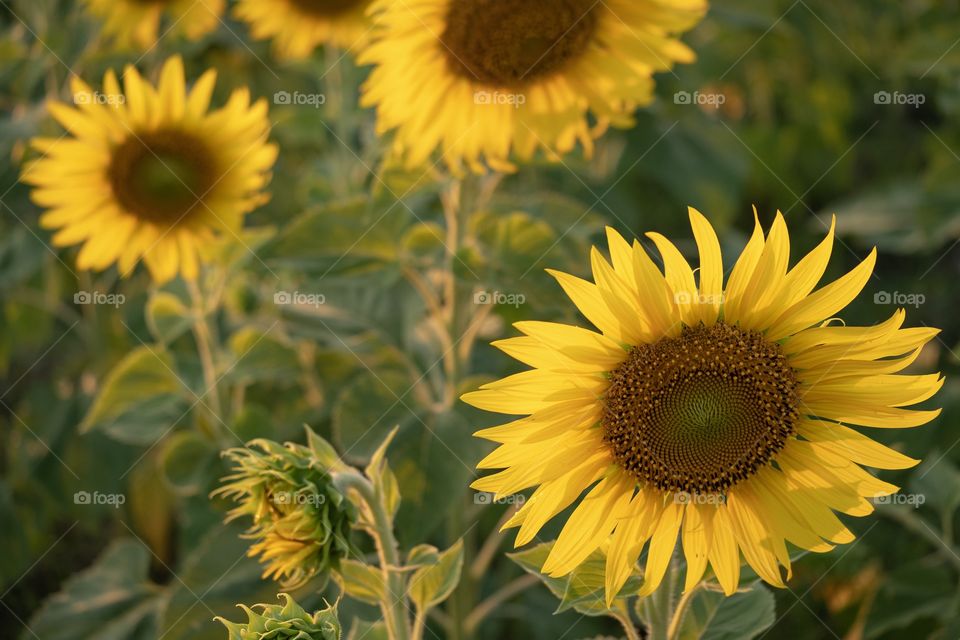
{"left": 602, "top": 323, "right": 800, "bottom": 495}
{"left": 441, "top": 0, "right": 599, "bottom": 88}
{"left": 108, "top": 129, "right": 217, "bottom": 225}
{"left": 289, "top": 0, "right": 365, "bottom": 17}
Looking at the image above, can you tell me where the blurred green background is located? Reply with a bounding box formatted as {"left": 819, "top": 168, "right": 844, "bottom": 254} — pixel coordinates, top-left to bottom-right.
{"left": 0, "top": 0, "right": 958, "bottom": 638}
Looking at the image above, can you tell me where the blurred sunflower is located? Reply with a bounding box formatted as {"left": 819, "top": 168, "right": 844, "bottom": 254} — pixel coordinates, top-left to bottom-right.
{"left": 22, "top": 56, "right": 277, "bottom": 283}
{"left": 464, "top": 208, "right": 943, "bottom": 602}
{"left": 234, "top": 0, "right": 374, "bottom": 60}
{"left": 359, "top": 0, "right": 707, "bottom": 172}
{"left": 83, "top": 0, "right": 224, "bottom": 49}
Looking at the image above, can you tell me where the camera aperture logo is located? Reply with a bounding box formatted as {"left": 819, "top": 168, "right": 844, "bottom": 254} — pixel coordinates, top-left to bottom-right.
{"left": 874, "top": 90, "right": 925, "bottom": 108}
{"left": 874, "top": 290, "right": 925, "bottom": 308}
{"left": 74, "top": 491, "right": 126, "bottom": 508}
{"left": 674, "top": 291, "right": 724, "bottom": 305}
{"left": 474, "top": 492, "right": 525, "bottom": 506}
{"left": 274, "top": 290, "right": 326, "bottom": 308}
{"left": 272, "top": 491, "right": 326, "bottom": 506}
{"left": 673, "top": 491, "right": 726, "bottom": 506}
{"left": 674, "top": 90, "right": 726, "bottom": 108}
{"left": 474, "top": 90, "right": 526, "bottom": 108}
{"left": 274, "top": 91, "right": 326, "bottom": 108}
{"left": 473, "top": 290, "right": 526, "bottom": 308}
{"left": 873, "top": 492, "right": 925, "bottom": 508}
{"left": 75, "top": 291, "right": 125, "bottom": 308}
{"left": 74, "top": 91, "right": 125, "bottom": 106}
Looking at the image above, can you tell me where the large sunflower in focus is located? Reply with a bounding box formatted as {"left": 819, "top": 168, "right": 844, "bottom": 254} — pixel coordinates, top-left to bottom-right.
{"left": 22, "top": 56, "right": 277, "bottom": 283}
{"left": 84, "top": 0, "right": 224, "bottom": 49}
{"left": 464, "top": 208, "right": 942, "bottom": 602}
{"left": 234, "top": 0, "right": 374, "bottom": 60}
{"left": 360, "top": 0, "right": 707, "bottom": 172}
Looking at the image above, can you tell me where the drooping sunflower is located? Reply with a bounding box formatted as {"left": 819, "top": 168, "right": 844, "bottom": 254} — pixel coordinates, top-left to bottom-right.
{"left": 464, "top": 208, "right": 943, "bottom": 602}
{"left": 234, "top": 0, "right": 374, "bottom": 60}
{"left": 22, "top": 56, "right": 277, "bottom": 283}
{"left": 83, "top": 0, "right": 225, "bottom": 49}
{"left": 359, "top": 0, "right": 707, "bottom": 173}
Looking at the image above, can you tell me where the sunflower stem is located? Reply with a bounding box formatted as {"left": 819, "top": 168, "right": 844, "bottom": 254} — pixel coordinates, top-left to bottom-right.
{"left": 338, "top": 470, "right": 412, "bottom": 640}
{"left": 640, "top": 554, "right": 676, "bottom": 640}
{"left": 615, "top": 608, "right": 643, "bottom": 640}
{"left": 187, "top": 277, "right": 223, "bottom": 438}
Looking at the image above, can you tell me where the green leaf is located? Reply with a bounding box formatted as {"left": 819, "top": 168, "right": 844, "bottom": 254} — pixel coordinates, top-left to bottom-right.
{"left": 332, "top": 370, "right": 414, "bottom": 459}
{"left": 507, "top": 541, "right": 642, "bottom": 616}
{"left": 337, "top": 559, "right": 386, "bottom": 605}
{"left": 225, "top": 326, "right": 300, "bottom": 385}
{"left": 145, "top": 291, "right": 192, "bottom": 344}
{"left": 365, "top": 426, "right": 401, "bottom": 518}
{"left": 307, "top": 424, "right": 344, "bottom": 469}
{"left": 406, "top": 544, "right": 440, "bottom": 569}
{"left": 864, "top": 558, "right": 955, "bottom": 638}
{"left": 347, "top": 619, "right": 389, "bottom": 640}
{"left": 409, "top": 539, "right": 464, "bottom": 611}
{"left": 676, "top": 584, "right": 775, "bottom": 640}
{"left": 909, "top": 454, "right": 960, "bottom": 517}
{"left": 263, "top": 198, "right": 404, "bottom": 274}
{"left": 159, "top": 431, "right": 218, "bottom": 495}
{"left": 27, "top": 540, "right": 162, "bottom": 640}
{"left": 80, "top": 346, "right": 188, "bottom": 445}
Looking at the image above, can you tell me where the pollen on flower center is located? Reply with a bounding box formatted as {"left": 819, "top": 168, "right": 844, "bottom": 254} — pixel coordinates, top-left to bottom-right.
{"left": 107, "top": 129, "right": 217, "bottom": 225}
{"left": 290, "top": 0, "right": 365, "bottom": 17}
{"left": 602, "top": 323, "right": 801, "bottom": 495}
{"left": 441, "top": 0, "right": 599, "bottom": 88}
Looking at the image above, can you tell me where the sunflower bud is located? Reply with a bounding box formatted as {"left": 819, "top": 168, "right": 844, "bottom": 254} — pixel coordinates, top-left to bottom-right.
{"left": 214, "top": 428, "right": 358, "bottom": 588}
{"left": 216, "top": 593, "right": 340, "bottom": 640}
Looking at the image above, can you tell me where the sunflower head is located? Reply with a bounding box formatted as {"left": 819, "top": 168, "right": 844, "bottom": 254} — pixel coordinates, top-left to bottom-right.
{"left": 234, "top": 0, "right": 374, "bottom": 60}
{"left": 465, "top": 207, "right": 943, "bottom": 603}
{"left": 216, "top": 593, "right": 341, "bottom": 640}
{"left": 83, "top": 0, "right": 225, "bottom": 49}
{"left": 214, "top": 428, "right": 358, "bottom": 588}
{"left": 360, "top": 0, "right": 707, "bottom": 172}
{"left": 21, "top": 56, "right": 277, "bottom": 283}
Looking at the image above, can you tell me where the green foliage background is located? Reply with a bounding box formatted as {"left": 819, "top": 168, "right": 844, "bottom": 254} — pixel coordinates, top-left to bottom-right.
{"left": 0, "top": 0, "right": 958, "bottom": 638}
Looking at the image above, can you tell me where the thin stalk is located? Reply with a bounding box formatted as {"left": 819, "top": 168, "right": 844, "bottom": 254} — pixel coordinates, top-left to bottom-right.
{"left": 615, "top": 610, "right": 643, "bottom": 640}
{"left": 187, "top": 278, "right": 223, "bottom": 438}
{"left": 338, "top": 471, "right": 411, "bottom": 640}
{"left": 666, "top": 584, "right": 699, "bottom": 639}
{"left": 463, "top": 574, "right": 539, "bottom": 633}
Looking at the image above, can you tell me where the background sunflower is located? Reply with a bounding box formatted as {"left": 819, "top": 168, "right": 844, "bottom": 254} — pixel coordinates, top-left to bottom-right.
{"left": 359, "top": 0, "right": 707, "bottom": 172}
{"left": 0, "top": 1, "right": 959, "bottom": 640}
{"left": 22, "top": 55, "right": 277, "bottom": 283}
{"left": 234, "top": 0, "right": 374, "bottom": 60}
{"left": 83, "top": 0, "right": 225, "bottom": 49}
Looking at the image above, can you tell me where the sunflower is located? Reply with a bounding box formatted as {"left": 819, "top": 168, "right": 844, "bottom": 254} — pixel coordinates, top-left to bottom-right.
{"left": 234, "top": 0, "right": 375, "bottom": 60}
{"left": 22, "top": 56, "right": 277, "bottom": 284}
{"left": 359, "top": 0, "right": 707, "bottom": 173}
{"left": 83, "top": 0, "right": 225, "bottom": 49}
{"left": 464, "top": 208, "right": 943, "bottom": 602}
